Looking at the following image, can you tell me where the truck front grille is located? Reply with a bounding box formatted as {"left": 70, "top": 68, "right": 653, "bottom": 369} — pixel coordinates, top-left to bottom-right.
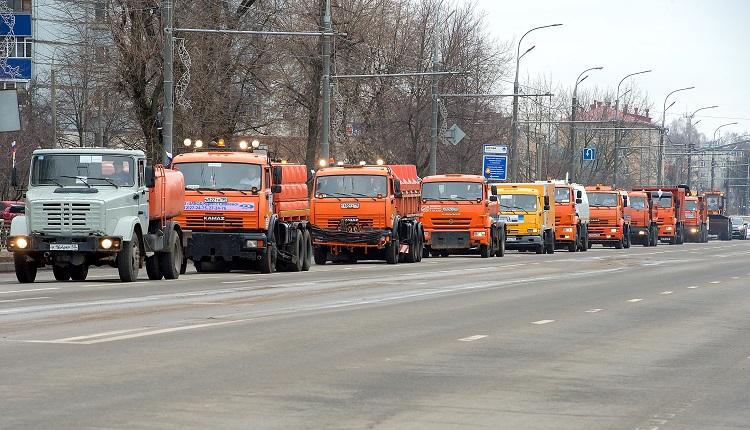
{"left": 31, "top": 202, "right": 103, "bottom": 234}
{"left": 431, "top": 217, "right": 472, "bottom": 229}
{"left": 327, "top": 218, "right": 374, "bottom": 230}
{"left": 185, "top": 216, "right": 246, "bottom": 230}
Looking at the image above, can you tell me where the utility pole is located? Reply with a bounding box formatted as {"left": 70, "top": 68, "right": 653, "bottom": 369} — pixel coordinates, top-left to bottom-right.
{"left": 430, "top": 39, "right": 439, "bottom": 175}
{"left": 686, "top": 105, "right": 717, "bottom": 188}
{"left": 162, "top": 0, "right": 174, "bottom": 164}
{"left": 613, "top": 69, "right": 652, "bottom": 188}
{"left": 51, "top": 68, "right": 57, "bottom": 148}
{"left": 320, "top": 0, "right": 332, "bottom": 164}
{"left": 658, "top": 86, "right": 693, "bottom": 184}
{"left": 570, "top": 67, "right": 603, "bottom": 181}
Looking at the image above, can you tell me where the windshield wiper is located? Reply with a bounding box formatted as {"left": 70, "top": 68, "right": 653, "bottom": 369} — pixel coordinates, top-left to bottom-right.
{"left": 87, "top": 177, "right": 119, "bottom": 188}
{"left": 59, "top": 175, "right": 91, "bottom": 188}
{"left": 345, "top": 192, "right": 377, "bottom": 201}
{"left": 216, "top": 187, "right": 249, "bottom": 195}
{"left": 500, "top": 204, "right": 530, "bottom": 214}
{"left": 40, "top": 177, "right": 64, "bottom": 187}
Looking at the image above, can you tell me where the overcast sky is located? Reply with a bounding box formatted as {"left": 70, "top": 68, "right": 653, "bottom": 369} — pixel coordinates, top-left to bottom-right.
{"left": 473, "top": 0, "right": 750, "bottom": 140}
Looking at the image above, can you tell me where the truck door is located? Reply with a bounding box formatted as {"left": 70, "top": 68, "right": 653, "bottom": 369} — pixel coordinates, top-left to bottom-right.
{"left": 137, "top": 158, "right": 149, "bottom": 226}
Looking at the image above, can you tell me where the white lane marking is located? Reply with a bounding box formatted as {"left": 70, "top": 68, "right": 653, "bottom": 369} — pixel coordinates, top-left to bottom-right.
{"left": 52, "top": 328, "right": 147, "bottom": 342}
{"left": 458, "top": 335, "right": 487, "bottom": 342}
{"left": 628, "top": 298, "right": 643, "bottom": 303}
{"left": 0, "top": 296, "right": 50, "bottom": 304}
{"left": 661, "top": 291, "right": 673, "bottom": 295}
{"left": 687, "top": 285, "right": 700, "bottom": 289}
{"left": 585, "top": 308, "right": 603, "bottom": 313}
{"left": 81, "top": 281, "right": 147, "bottom": 288}
{"left": 78, "top": 319, "right": 260, "bottom": 344}
{"left": 532, "top": 320, "right": 555, "bottom": 325}
{"left": 0, "top": 287, "right": 59, "bottom": 294}
{"left": 731, "top": 276, "right": 740, "bottom": 280}
{"left": 709, "top": 281, "right": 721, "bottom": 284}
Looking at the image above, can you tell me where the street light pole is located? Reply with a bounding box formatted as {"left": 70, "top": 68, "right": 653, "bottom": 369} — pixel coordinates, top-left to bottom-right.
{"left": 657, "top": 86, "right": 694, "bottom": 185}
{"left": 510, "top": 23, "right": 562, "bottom": 181}
{"left": 569, "top": 66, "right": 603, "bottom": 180}
{"left": 685, "top": 105, "right": 717, "bottom": 188}
{"left": 711, "top": 122, "right": 738, "bottom": 190}
{"left": 320, "top": 0, "right": 333, "bottom": 164}
{"left": 613, "top": 69, "right": 652, "bottom": 188}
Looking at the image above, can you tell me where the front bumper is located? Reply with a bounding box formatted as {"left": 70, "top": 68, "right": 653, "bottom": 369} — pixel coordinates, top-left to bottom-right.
{"left": 657, "top": 225, "right": 676, "bottom": 237}
{"left": 505, "top": 234, "right": 542, "bottom": 249}
{"left": 7, "top": 234, "right": 123, "bottom": 253}
{"left": 309, "top": 224, "right": 391, "bottom": 248}
{"left": 425, "top": 229, "right": 489, "bottom": 249}
{"left": 187, "top": 231, "right": 267, "bottom": 261}
{"left": 588, "top": 229, "right": 621, "bottom": 243}
{"left": 555, "top": 226, "right": 576, "bottom": 243}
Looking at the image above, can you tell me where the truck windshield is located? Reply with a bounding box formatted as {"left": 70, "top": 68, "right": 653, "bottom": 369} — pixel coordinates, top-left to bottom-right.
{"left": 175, "top": 162, "right": 262, "bottom": 191}
{"left": 731, "top": 216, "right": 744, "bottom": 225}
{"left": 31, "top": 154, "right": 135, "bottom": 187}
{"left": 315, "top": 175, "right": 387, "bottom": 198}
{"left": 706, "top": 196, "right": 720, "bottom": 210}
{"left": 685, "top": 201, "right": 698, "bottom": 211}
{"left": 554, "top": 187, "right": 571, "bottom": 203}
{"left": 499, "top": 194, "right": 537, "bottom": 212}
{"left": 422, "top": 182, "right": 483, "bottom": 200}
{"left": 588, "top": 192, "right": 618, "bottom": 207}
{"left": 629, "top": 196, "right": 647, "bottom": 209}
{"left": 652, "top": 197, "right": 672, "bottom": 208}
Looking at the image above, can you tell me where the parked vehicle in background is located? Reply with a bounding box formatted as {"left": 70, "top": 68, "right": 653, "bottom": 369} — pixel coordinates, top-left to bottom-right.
{"left": 538, "top": 180, "right": 589, "bottom": 252}
{"left": 172, "top": 150, "right": 312, "bottom": 274}
{"left": 310, "top": 163, "right": 423, "bottom": 264}
{"left": 493, "top": 182, "right": 556, "bottom": 254}
{"left": 703, "top": 191, "right": 732, "bottom": 241}
{"left": 684, "top": 195, "right": 709, "bottom": 243}
{"left": 637, "top": 186, "right": 689, "bottom": 245}
{"left": 7, "top": 149, "right": 186, "bottom": 283}
{"left": 730, "top": 216, "right": 748, "bottom": 240}
{"left": 1, "top": 204, "right": 24, "bottom": 222}
{"left": 420, "top": 174, "right": 505, "bottom": 258}
{"left": 585, "top": 185, "right": 630, "bottom": 249}
{"left": 626, "top": 191, "right": 658, "bottom": 246}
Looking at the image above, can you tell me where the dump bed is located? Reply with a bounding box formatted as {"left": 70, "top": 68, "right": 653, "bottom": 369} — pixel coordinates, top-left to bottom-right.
{"left": 271, "top": 162, "right": 309, "bottom": 221}
{"left": 388, "top": 164, "right": 421, "bottom": 218}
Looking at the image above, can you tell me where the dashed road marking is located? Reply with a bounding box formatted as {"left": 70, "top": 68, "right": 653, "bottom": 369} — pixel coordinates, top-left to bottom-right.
{"left": 731, "top": 276, "right": 740, "bottom": 280}
{"left": 687, "top": 286, "right": 700, "bottom": 289}
{"left": 585, "top": 308, "right": 603, "bottom": 313}
{"left": 628, "top": 298, "right": 643, "bottom": 303}
{"left": 458, "top": 335, "right": 487, "bottom": 342}
{"left": 0, "top": 288, "right": 59, "bottom": 294}
{"left": 709, "top": 281, "right": 721, "bottom": 284}
{"left": 0, "top": 296, "right": 50, "bottom": 304}
{"left": 531, "top": 319, "right": 555, "bottom": 325}
{"left": 661, "top": 291, "right": 673, "bottom": 295}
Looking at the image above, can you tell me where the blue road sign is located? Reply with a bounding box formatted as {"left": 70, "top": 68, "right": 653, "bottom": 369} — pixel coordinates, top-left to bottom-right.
{"left": 583, "top": 147, "right": 596, "bottom": 161}
{"left": 483, "top": 155, "right": 507, "bottom": 181}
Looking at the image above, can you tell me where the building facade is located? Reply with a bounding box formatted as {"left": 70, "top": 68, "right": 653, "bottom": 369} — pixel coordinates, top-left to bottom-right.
{"left": 0, "top": 0, "right": 33, "bottom": 88}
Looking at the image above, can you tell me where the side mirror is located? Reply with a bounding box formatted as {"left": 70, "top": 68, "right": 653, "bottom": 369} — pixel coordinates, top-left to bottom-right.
{"left": 271, "top": 184, "right": 282, "bottom": 194}
{"left": 575, "top": 198, "right": 582, "bottom": 204}
{"left": 10, "top": 167, "right": 18, "bottom": 187}
{"left": 272, "top": 165, "right": 283, "bottom": 185}
{"left": 490, "top": 185, "right": 498, "bottom": 195}
{"left": 622, "top": 195, "right": 629, "bottom": 207}
{"left": 543, "top": 195, "right": 550, "bottom": 211}
{"left": 394, "top": 179, "right": 402, "bottom": 197}
{"left": 489, "top": 195, "right": 498, "bottom": 202}
{"left": 145, "top": 165, "right": 156, "bottom": 188}
{"left": 576, "top": 189, "right": 582, "bottom": 199}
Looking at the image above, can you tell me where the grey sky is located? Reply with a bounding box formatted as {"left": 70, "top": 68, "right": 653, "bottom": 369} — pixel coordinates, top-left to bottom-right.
{"left": 474, "top": 0, "right": 749, "bottom": 140}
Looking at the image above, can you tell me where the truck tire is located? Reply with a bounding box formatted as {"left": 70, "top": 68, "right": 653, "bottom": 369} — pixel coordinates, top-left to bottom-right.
{"left": 180, "top": 258, "right": 188, "bottom": 275}
{"left": 313, "top": 246, "right": 327, "bottom": 265}
{"left": 495, "top": 230, "right": 505, "bottom": 257}
{"left": 479, "top": 244, "right": 491, "bottom": 258}
{"left": 414, "top": 224, "right": 424, "bottom": 262}
{"left": 676, "top": 227, "right": 684, "bottom": 245}
{"left": 14, "top": 254, "right": 37, "bottom": 284}
{"left": 146, "top": 255, "right": 162, "bottom": 280}
{"left": 117, "top": 238, "right": 141, "bottom": 282}
{"left": 405, "top": 225, "right": 419, "bottom": 263}
{"left": 287, "top": 233, "right": 304, "bottom": 272}
{"left": 385, "top": 239, "right": 399, "bottom": 264}
{"left": 623, "top": 229, "right": 631, "bottom": 249}
{"left": 302, "top": 230, "right": 312, "bottom": 271}
{"left": 53, "top": 264, "right": 71, "bottom": 281}
{"left": 159, "top": 232, "right": 182, "bottom": 280}
{"left": 259, "top": 243, "right": 276, "bottom": 274}
{"left": 535, "top": 243, "right": 544, "bottom": 254}
{"left": 545, "top": 232, "right": 555, "bottom": 254}
{"left": 71, "top": 264, "right": 89, "bottom": 281}
{"left": 568, "top": 240, "right": 577, "bottom": 252}
{"left": 615, "top": 238, "right": 624, "bottom": 249}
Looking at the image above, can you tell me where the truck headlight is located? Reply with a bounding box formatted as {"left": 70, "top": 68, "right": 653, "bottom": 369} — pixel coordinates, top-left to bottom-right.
{"left": 14, "top": 237, "right": 28, "bottom": 249}
{"left": 101, "top": 238, "right": 113, "bottom": 249}
{"left": 245, "top": 240, "right": 264, "bottom": 248}
{"left": 99, "top": 237, "right": 121, "bottom": 250}
{"left": 610, "top": 228, "right": 618, "bottom": 233}
{"left": 562, "top": 227, "right": 573, "bottom": 233}
{"left": 473, "top": 231, "right": 486, "bottom": 237}
{"left": 528, "top": 228, "right": 538, "bottom": 234}
{"left": 690, "top": 228, "right": 698, "bottom": 233}
{"left": 665, "top": 226, "right": 673, "bottom": 231}
{"left": 638, "top": 230, "right": 646, "bottom": 235}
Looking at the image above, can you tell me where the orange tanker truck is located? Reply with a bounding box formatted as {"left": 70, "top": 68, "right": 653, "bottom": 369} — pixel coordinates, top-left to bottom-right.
{"left": 684, "top": 194, "right": 708, "bottom": 243}
{"left": 309, "top": 163, "right": 423, "bottom": 264}
{"left": 585, "top": 185, "right": 631, "bottom": 249}
{"left": 419, "top": 174, "right": 505, "bottom": 258}
{"left": 172, "top": 148, "right": 312, "bottom": 274}
{"left": 625, "top": 190, "right": 659, "bottom": 247}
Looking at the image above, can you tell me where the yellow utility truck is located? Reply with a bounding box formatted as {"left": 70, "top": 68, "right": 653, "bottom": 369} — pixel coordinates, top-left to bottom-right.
{"left": 492, "top": 182, "right": 556, "bottom": 254}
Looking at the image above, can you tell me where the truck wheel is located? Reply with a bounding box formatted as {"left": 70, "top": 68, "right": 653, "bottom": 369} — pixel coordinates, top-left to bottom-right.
{"left": 180, "top": 258, "right": 188, "bottom": 275}
{"left": 495, "top": 231, "right": 505, "bottom": 257}
{"left": 146, "top": 255, "right": 162, "bottom": 280}
{"left": 301, "top": 230, "right": 313, "bottom": 271}
{"left": 313, "top": 246, "right": 327, "bottom": 265}
{"left": 117, "top": 238, "right": 141, "bottom": 282}
{"left": 405, "top": 226, "right": 419, "bottom": 263}
{"left": 159, "top": 232, "right": 182, "bottom": 280}
{"left": 259, "top": 243, "right": 276, "bottom": 274}
{"left": 385, "top": 239, "right": 399, "bottom": 264}
{"left": 676, "top": 227, "right": 684, "bottom": 245}
{"left": 535, "top": 244, "right": 544, "bottom": 254}
{"left": 568, "top": 241, "right": 577, "bottom": 252}
{"left": 479, "top": 244, "right": 491, "bottom": 258}
{"left": 287, "top": 233, "right": 304, "bottom": 272}
{"left": 546, "top": 232, "right": 555, "bottom": 254}
{"left": 414, "top": 224, "right": 424, "bottom": 262}
{"left": 615, "top": 238, "right": 624, "bottom": 249}
{"left": 71, "top": 264, "right": 89, "bottom": 281}
{"left": 14, "top": 254, "right": 37, "bottom": 284}
{"left": 624, "top": 231, "right": 631, "bottom": 249}
{"left": 53, "top": 264, "right": 71, "bottom": 281}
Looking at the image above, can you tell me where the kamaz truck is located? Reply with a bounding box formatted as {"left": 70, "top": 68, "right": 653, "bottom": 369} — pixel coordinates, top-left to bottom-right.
{"left": 7, "top": 149, "right": 186, "bottom": 283}
{"left": 493, "top": 182, "right": 556, "bottom": 254}
{"left": 703, "top": 191, "right": 732, "bottom": 241}
{"left": 585, "top": 185, "right": 631, "bottom": 249}
{"left": 684, "top": 195, "right": 708, "bottom": 243}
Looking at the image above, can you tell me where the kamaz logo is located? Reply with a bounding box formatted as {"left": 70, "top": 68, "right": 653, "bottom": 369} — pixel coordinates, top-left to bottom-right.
{"left": 205, "top": 197, "right": 228, "bottom": 203}
{"left": 204, "top": 215, "right": 225, "bottom": 221}
{"left": 340, "top": 203, "right": 360, "bottom": 209}
{"left": 442, "top": 207, "right": 459, "bottom": 212}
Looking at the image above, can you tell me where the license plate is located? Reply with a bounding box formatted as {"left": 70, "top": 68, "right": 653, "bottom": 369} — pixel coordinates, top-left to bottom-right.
{"left": 506, "top": 237, "right": 517, "bottom": 241}
{"left": 589, "top": 233, "right": 600, "bottom": 237}
{"left": 50, "top": 243, "right": 79, "bottom": 251}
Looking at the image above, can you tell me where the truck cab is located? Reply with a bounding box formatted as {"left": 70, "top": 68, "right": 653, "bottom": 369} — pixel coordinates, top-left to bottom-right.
{"left": 419, "top": 174, "right": 505, "bottom": 258}
{"left": 493, "top": 183, "right": 555, "bottom": 254}
{"left": 626, "top": 191, "right": 658, "bottom": 246}
{"left": 585, "top": 185, "right": 630, "bottom": 249}
{"left": 684, "top": 195, "right": 708, "bottom": 242}
{"left": 539, "top": 181, "right": 589, "bottom": 252}
{"left": 8, "top": 149, "right": 185, "bottom": 283}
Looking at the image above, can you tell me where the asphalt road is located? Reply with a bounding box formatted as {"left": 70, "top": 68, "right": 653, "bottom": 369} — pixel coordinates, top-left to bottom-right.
{"left": 2, "top": 241, "right": 750, "bottom": 429}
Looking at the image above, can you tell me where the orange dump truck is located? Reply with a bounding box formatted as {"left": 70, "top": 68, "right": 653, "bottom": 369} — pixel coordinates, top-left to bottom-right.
{"left": 309, "top": 164, "right": 423, "bottom": 264}
{"left": 541, "top": 181, "right": 590, "bottom": 252}
{"left": 172, "top": 151, "right": 312, "bottom": 274}
{"left": 585, "top": 185, "right": 631, "bottom": 249}
{"left": 684, "top": 195, "right": 708, "bottom": 243}
{"left": 637, "top": 186, "right": 688, "bottom": 245}
{"left": 626, "top": 191, "right": 658, "bottom": 246}
{"left": 419, "top": 174, "right": 505, "bottom": 258}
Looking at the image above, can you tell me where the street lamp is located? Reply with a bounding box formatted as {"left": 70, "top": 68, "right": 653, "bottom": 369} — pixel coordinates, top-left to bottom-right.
{"left": 685, "top": 105, "right": 718, "bottom": 187}
{"left": 711, "top": 122, "right": 738, "bottom": 190}
{"left": 510, "top": 23, "right": 562, "bottom": 181}
{"left": 657, "top": 86, "right": 694, "bottom": 184}
{"left": 613, "top": 69, "right": 652, "bottom": 187}
{"left": 569, "top": 66, "right": 603, "bottom": 179}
